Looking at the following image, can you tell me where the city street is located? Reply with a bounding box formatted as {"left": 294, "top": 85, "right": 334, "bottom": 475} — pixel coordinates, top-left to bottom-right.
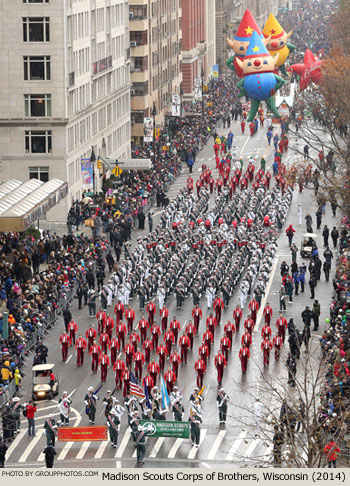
{"left": 10, "top": 116, "right": 336, "bottom": 468}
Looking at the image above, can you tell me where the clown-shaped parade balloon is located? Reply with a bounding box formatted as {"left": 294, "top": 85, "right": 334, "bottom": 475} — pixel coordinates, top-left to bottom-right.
{"left": 236, "top": 31, "right": 285, "bottom": 122}
{"left": 288, "top": 49, "right": 323, "bottom": 91}
{"left": 262, "top": 13, "right": 295, "bottom": 76}
{"left": 226, "top": 9, "right": 265, "bottom": 78}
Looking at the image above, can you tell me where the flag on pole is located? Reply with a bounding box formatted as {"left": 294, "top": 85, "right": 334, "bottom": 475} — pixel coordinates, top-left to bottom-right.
{"left": 143, "top": 381, "right": 152, "bottom": 410}
{"left": 130, "top": 372, "right": 145, "bottom": 399}
{"left": 160, "top": 375, "right": 170, "bottom": 410}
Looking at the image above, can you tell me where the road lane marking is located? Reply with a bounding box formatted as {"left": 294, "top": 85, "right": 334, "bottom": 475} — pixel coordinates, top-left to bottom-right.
{"left": 245, "top": 438, "right": 261, "bottom": 457}
{"left": 115, "top": 429, "right": 131, "bottom": 457}
{"left": 76, "top": 441, "right": 91, "bottom": 459}
{"left": 187, "top": 428, "right": 207, "bottom": 459}
{"left": 6, "top": 430, "right": 26, "bottom": 460}
{"left": 168, "top": 438, "right": 183, "bottom": 458}
{"left": 206, "top": 429, "right": 226, "bottom": 460}
{"left": 149, "top": 437, "right": 165, "bottom": 457}
{"left": 95, "top": 439, "right": 109, "bottom": 458}
{"left": 226, "top": 430, "right": 247, "bottom": 461}
{"left": 254, "top": 256, "right": 279, "bottom": 333}
{"left": 19, "top": 430, "right": 44, "bottom": 463}
{"left": 57, "top": 441, "right": 74, "bottom": 460}
{"left": 239, "top": 136, "right": 251, "bottom": 155}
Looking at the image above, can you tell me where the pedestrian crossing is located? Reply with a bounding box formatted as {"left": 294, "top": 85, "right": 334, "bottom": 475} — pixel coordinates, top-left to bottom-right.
{"left": 5, "top": 425, "right": 274, "bottom": 466}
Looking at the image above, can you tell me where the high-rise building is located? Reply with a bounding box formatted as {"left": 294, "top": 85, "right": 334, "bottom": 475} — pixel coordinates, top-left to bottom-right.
{"left": 129, "top": 0, "right": 182, "bottom": 144}
{"left": 0, "top": 0, "right": 131, "bottom": 224}
{"left": 205, "top": 0, "right": 217, "bottom": 80}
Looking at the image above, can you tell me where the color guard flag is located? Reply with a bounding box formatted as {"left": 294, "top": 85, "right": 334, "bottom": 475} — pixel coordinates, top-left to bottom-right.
{"left": 130, "top": 372, "right": 145, "bottom": 399}
{"left": 160, "top": 375, "right": 170, "bottom": 410}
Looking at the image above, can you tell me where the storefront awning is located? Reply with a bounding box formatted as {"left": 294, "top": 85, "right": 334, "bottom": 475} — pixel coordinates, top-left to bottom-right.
{"left": 0, "top": 179, "right": 68, "bottom": 232}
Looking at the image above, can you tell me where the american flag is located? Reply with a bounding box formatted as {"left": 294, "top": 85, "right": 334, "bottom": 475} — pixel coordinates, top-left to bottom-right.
{"left": 130, "top": 372, "right": 145, "bottom": 398}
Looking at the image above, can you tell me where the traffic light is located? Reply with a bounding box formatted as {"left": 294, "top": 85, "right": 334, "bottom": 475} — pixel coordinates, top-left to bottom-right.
{"left": 97, "top": 159, "right": 102, "bottom": 170}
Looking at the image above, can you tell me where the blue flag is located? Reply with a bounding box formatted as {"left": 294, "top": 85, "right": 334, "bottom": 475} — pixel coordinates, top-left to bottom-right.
{"left": 160, "top": 375, "right": 170, "bottom": 410}
{"left": 144, "top": 381, "right": 152, "bottom": 410}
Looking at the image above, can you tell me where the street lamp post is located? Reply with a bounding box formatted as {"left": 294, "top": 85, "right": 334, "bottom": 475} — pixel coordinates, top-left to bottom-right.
{"left": 151, "top": 102, "right": 157, "bottom": 167}
{"left": 90, "top": 145, "right": 96, "bottom": 197}
{"left": 201, "top": 67, "right": 205, "bottom": 134}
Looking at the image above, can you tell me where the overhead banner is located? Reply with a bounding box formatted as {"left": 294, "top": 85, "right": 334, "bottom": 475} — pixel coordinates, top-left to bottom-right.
{"left": 57, "top": 426, "right": 107, "bottom": 442}
{"left": 212, "top": 64, "right": 219, "bottom": 79}
{"left": 81, "top": 159, "right": 93, "bottom": 190}
{"left": 172, "top": 94, "right": 181, "bottom": 116}
{"left": 140, "top": 420, "right": 190, "bottom": 438}
{"left": 143, "top": 117, "right": 154, "bottom": 142}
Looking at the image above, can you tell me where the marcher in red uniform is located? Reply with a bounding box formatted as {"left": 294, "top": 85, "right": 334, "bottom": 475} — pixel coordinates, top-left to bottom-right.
{"left": 125, "top": 306, "right": 135, "bottom": 334}
{"left": 261, "top": 338, "right": 273, "bottom": 366}
{"left": 99, "top": 353, "right": 110, "bottom": 382}
{"left": 105, "top": 314, "right": 114, "bottom": 340}
{"left": 90, "top": 340, "right": 101, "bottom": 373}
{"left": 133, "top": 350, "right": 145, "bottom": 381}
{"left": 142, "top": 338, "right": 153, "bottom": 363}
{"left": 224, "top": 320, "right": 236, "bottom": 343}
{"left": 122, "top": 367, "right": 131, "bottom": 397}
{"left": 156, "top": 343, "right": 168, "bottom": 372}
{"left": 114, "top": 300, "right": 125, "bottom": 325}
{"left": 248, "top": 299, "right": 260, "bottom": 324}
{"left": 164, "top": 330, "right": 175, "bottom": 357}
{"left": 214, "top": 351, "right": 227, "bottom": 385}
{"left": 147, "top": 359, "right": 160, "bottom": 386}
{"left": 75, "top": 334, "right": 87, "bottom": 367}
{"left": 244, "top": 315, "right": 255, "bottom": 335}
{"left": 146, "top": 300, "right": 156, "bottom": 325}
{"left": 239, "top": 344, "right": 250, "bottom": 373}
{"left": 169, "top": 317, "right": 181, "bottom": 343}
{"left": 194, "top": 358, "right": 206, "bottom": 389}
{"left": 272, "top": 334, "right": 283, "bottom": 360}
{"left": 185, "top": 321, "right": 196, "bottom": 350}
{"left": 261, "top": 324, "right": 272, "bottom": 341}
{"left": 220, "top": 333, "right": 231, "bottom": 361}
{"left": 241, "top": 330, "right": 252, "bottom": 349}
{"left": 276, "top": 314, "right": 288, "bottom": 344}
{"left": 59, "top": 332, "right": 71, "bottom": 361}
{"left": 96, "top": 309, "right": 106, "bottom": 334}
{"left": 99, "top": 331, "right": 110, "bottom": 354}
{"left": 213, "top": 295, "right": 224, "bottom": 324}
{"left": 169, "top": 348, "right": 181, "bottom": 378}
{"left": 129, "top": 331, "right": 140, "bottom": 352}
{"left": 202, "top": 329, "right": 214, "bottom": 356}
{"left": 143, "top": 374, "right": 154, "bottom": 397}
{"left": 233, "top": 306, "right": 243, "bottom": 331}
{"left": 192, "top": 306, "right": 202, "bottom": 333}
{"left": 149, "top": 321, "right": 160, "bottom": 347}
{"left": 109, "top": 337, "right": 120, "bottom": 365}
{"left": 263, "top": 303, "right": 273, "bottom": 325}
{"left": 67, "top": 319, "right": 78, "bottom": 345}
{"left": 116, "top": 321, "right": 127, "bottom": 350}
{"left": 113, "top": 358, "right": 125, "bottom": 390}
{"left": 164, "top": 368, "right": 176, "bottom": 394}
{"left": 241, "top": 120, "right": 246, "bottom": 134}
{"left": 198, "top": 342, "right": 209, "bottom": 367}
{"left": 178, "top": 333, "right": 190, "bottom": 364}
{"left": 160, "top": 306, "right": 169, "bottom": 333}
{"left": 206, "top": 313, "right": 217, "bottom": 336}
{"left": 123, "top": 342, "right": 135, "bottom": 368}
{"left": 85, "top": 325, "right": 97, "bottom": 351}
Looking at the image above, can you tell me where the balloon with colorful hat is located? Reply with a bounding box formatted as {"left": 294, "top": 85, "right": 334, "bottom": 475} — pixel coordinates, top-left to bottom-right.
{"left": 262, "top": 13, "right": 295, "bottom": 76}
{"left": 236, "top": 31, "right": 285, "bottom": 122}
{"left": 226, "top": 9, "right": 266, "bottom": 78}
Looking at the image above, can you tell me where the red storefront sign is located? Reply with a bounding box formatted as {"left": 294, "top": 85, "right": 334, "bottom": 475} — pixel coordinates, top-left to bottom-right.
{"left": 57, "top": 426, "right": 108, "bottom": 442}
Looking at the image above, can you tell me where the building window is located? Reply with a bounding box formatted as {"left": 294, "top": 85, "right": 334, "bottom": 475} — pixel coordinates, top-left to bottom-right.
{"left": 24, "top": 94, "right": 51, "bottom": 117}
{"left": 24, "top": 56, "right": 51, "bottom": 80}
{"left": 23, "top": 17, "right": 50, "bottom": 42}
{"left": 29, "top": 166, "right": 49, "bottom": 182}
{"left": 23, "top": 1, "right": 49, "bottom": 3}
{"left": 131, "top": 82, "right": 148, "bottom": 96}
{"left": 25, "top": 131, "right": 52, "bottom": 153}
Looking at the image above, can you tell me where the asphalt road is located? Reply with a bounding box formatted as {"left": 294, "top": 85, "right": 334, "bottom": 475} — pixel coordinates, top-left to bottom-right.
{"left": 8, "top": 117, "right": 336, "bottom": 469}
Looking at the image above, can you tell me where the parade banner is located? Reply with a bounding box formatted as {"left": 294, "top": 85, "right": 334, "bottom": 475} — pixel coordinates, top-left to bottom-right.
{"left": 212, "top": 64, "right": 219, "bottom": 79}
{"left": 140, "top": 420, "right": 190, "bottom": 438}
{"left": 81, "top": 159, "right": 93, "bottom": 190}
{"left": 57, "top": 425, "right": 107, "bottom": 442}
{"left": 143, "top": 117, "right": 154, "bottom": 142}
